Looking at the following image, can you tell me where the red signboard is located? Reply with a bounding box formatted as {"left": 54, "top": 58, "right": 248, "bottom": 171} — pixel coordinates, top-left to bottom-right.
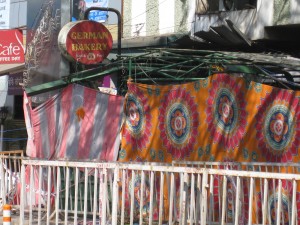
{"left": 0, "top": 30, "right": 25, "bottom": 64}
{"left": 58, "top": 20, "right": 113, "bottom": 65}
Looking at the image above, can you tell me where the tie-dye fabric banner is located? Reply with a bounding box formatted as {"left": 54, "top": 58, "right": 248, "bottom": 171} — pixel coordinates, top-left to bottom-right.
{"left": 24, "top": 84, "right": 124, "bottom": 161}
{"left": 119, "top": 73, "right": 300, "bottom": 223}
{"left": 120, "top": 73, "right": 300, "bottom": 163}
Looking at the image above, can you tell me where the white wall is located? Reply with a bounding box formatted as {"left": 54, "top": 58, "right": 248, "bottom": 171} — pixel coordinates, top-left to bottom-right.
{"left": 0, "top": 76, "right": 8, "bottom": 107}
{"left": 249, "top": 0, "right": 273, "bottom": 39}
{"left": 131, "top": 0, "right": 146, "bottom": 37}
{"left": 159, "top": 0, "right": 174, "bottom": 34}
{"left": 290, "top": 0, "right": 300, "bottom": 23}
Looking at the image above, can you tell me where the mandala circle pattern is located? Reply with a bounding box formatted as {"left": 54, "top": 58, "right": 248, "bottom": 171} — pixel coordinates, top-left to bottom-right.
{"left": 257, "top": 180, "right": 300, "bottom": 224}
{"left": 256, "top": 90, "right": 300, "bottom": 162}
{"left": 126, "top": 94, "right": 144, "bottom": 136}
{"left": 206, "top": 74, "right": 247, "bottom": 150}
{"left": 159, "top": 88, "right": 199, "bottom": 159}
{"left": 264, "top": 105, "right": 292, "bottom": 151}
{"left": 123, "top": 83, "right": 152, "bottom": 150}
{"left": 268, "top": 193, "right": 290, "bottom": 225}
{"left": 129, "top": 175, "right": 151, "bottom": 212}
{"left": 215, "top": 89, "right": 238, "bottom": 133}
{"left": 166, "top": 103, "right": 190, "bottom": 145}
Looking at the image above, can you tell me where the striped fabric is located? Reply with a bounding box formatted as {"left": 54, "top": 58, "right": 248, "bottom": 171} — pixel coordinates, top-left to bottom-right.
{"left": 24, "top": 84, "right": 124, "bottom": 161}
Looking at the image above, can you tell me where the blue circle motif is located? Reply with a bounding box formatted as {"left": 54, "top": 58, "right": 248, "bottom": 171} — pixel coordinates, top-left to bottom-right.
{"left": 119, "top": 149, "right": 126, "bottom": 159}
{"left": 194, "top": 81, "right": 201, "bottom": 91}
{"left": 243, "top": 148, "right": 249, "bottom": 159}
{"left": 264, "top": 105, "right": 293, "bottom": 151}
{"left": 201, "top": 79, "right": 208, "bottom": 88}
{"left": 215, "top": 89, "right": 238, "bottom": 133}
{"left": 147, "top": 88, "right": 153, "bottom": 96}
{"left": 150, "top": 149, "right": 156, "bottom": 160}
{"left": 158, "top": 150, "right": 164, "bottom": 161}
{"left": 166, "top": 102, "right": 191, "bottom": 145}
{"left": 268, "top": 193, "right": 290, "bottom": 225}
{"left": 198, "top": 147, "right": 204, "bottom": 158}
{"left": 126, "top": 94, "right": 145, "bottom": 136}
{"left": 129, "top": 175, "right": 151, "bottom": 211}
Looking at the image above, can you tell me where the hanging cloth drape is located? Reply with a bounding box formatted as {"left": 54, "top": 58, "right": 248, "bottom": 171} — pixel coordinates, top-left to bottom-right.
{"left": 120, "top": 73, "right": 300, "bottom": 163}
{"left": 24, "top": 83, "right": 124, "bottom": 161}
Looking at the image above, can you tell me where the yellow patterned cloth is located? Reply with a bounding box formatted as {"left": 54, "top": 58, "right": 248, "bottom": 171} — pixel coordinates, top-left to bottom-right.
{"left": 120, "top": 73, "right": 300, "bottom": 163}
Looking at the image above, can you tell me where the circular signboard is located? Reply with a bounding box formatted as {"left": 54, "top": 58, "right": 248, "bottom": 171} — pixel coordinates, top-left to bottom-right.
{"left": 58, "top": 20, "right": 113, "bottom": 65}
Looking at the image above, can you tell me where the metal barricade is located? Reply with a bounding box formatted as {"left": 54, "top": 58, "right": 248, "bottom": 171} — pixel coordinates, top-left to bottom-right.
{"left": 19, "top": 159, "right": 300, "bottom": 225}
{"left": 0, "top": 150, "right": 24, "bottom": 207}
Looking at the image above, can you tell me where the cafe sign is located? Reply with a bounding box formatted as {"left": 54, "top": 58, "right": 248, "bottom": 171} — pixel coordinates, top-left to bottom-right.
{"left": 58, "top": 20, "right": 113, "bottom": 65}
{"left": 0, "top": 29, "right": 25, "bottom": 64}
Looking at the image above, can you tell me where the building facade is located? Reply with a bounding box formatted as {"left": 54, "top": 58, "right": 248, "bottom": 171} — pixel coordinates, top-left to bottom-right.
{"left": 122, "top": 0, "right": 300, "bottom": 49}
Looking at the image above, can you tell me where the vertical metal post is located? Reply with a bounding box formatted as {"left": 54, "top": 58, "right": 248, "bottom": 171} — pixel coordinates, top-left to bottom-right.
{"left": 112, "top": 167, "right": 119, "bottom": 225}
{"left": 168, "top": 172, "right": 175, "bottom": 225}
{"left": 195, "top": 174, "right": 201, "bottom": 225}
{"left": 190, "top": 173, "right": 196, "bottom": 224}
{"left": 64, "top": 167, "right": 70, "bottom": 225}
{"left": 130, "top": 170, "right": 135, "bottom": 225}
{"left": 234, "top": 177, "right": 241, "bottom": 225}
{"left": 179, "top": 173, "right": 184, "bottom": 224}
{"left": 55, "top": 167, "right": 61, "bottom": 225}
{"left": 92, "top": 168, "right": 98, "bottom": 225}
{"left": 149, "top": 171, "right": 154, "bottom": 225}
{"left": 291, "top": 180, "right": 297, "bottom": 225}
{"left": 0, "top": 158, "right": 5, "bottom": 204}
{"left": 221, "top": 176, "right": 227, "bottom": 225}
{"left": 0, "top": 124, "right": 3, "bottom": 152}
{"left": 84, "top": 7, "right": 122, "bottom": 57}
{"left": 101, "top": 168, "right": 108, "bottom": 225}
{"left": 129, "top": 59, "right": 132, "bottom": 79}
{"left": 139, "top": 170, "right": 145, "bottom": 225}
{"left": 248, "top": 177, "right": 254, "bottom": 225}
{"left": 201, "top": 170, "right": 208, "bottom": 225}
{"left": 19, "top": 163, "right": 26, "bottom": 225}
{"left": 46, "top": 166, "right": 52, "bottom": 225}
{"left": 74, "top": 167, "right": 79, "bottom": 225}
{"left": 38, "top": 166, "right": 42, "bottom": 225}
{"left": 59, "top": 0, "right": 71, "bottom": 77}
{"left": 276, "top": 180, "right": 282, "bottom": 225}
{"left": 159, "top": 172, "right": 165, "bottom": 225}
{"left": 83, "top": 168, "right": 89, "bottom": 224}
{"left": 121, "top": 169, "right": 126, "bottom": 225}
{"left": 208, "top": 174, "right": 214, "bottom": 224}
{"left": 29, "top": 165, "right": 34, "bottom": 224}
{"left": 262, "top": 178, "right": 268, "bottom": 225}
{"left": 181, "top": 173, "right": 188, "bottom": 225}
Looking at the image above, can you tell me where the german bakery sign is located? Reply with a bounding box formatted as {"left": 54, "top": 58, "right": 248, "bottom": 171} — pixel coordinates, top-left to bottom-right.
{"left": 0, "top": 29, "right": 25, "bottom": 64}
{"left": 58, "top": 20, "right": 113, "bottom": 65}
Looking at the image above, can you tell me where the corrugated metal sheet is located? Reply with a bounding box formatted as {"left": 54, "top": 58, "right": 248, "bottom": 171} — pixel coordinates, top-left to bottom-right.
{"left": 194, "top": 20, "right": 251, "bottom": 47}
{"left": 210, "top": 25, "right": 245, "bottom": 45}
{"left": 194, "top": 29, "right": 230, "bottom": 46}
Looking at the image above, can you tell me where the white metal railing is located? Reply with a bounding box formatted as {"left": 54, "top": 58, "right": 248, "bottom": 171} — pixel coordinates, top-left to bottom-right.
{"left": 172, "top": 161, "right": 300, "bottom": 174}
{"left": 19, "top": 159, "right": 300, "bottom": 225}
{"left": 0, "top": 150, "right": 23, "bottom": 207}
